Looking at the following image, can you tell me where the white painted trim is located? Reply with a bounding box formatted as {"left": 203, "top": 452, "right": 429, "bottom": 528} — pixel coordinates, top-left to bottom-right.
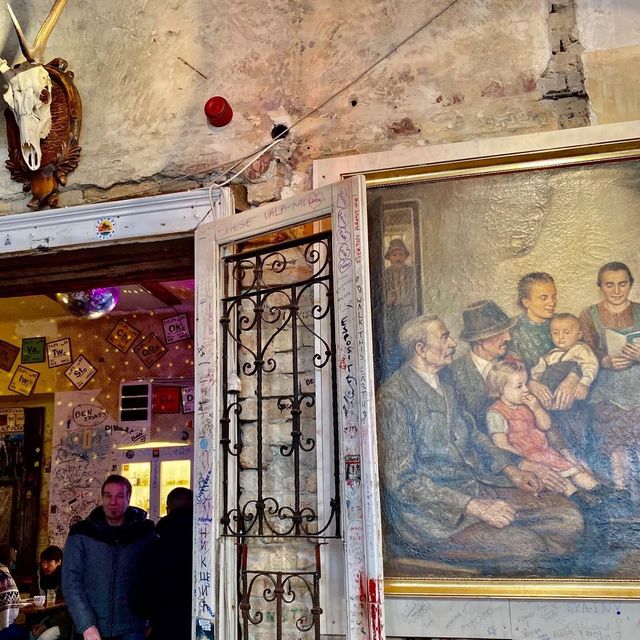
{"left": 193, "top": 217, "right": 221, "bottom": 636}
{"left": 0, "top": 186, "right": 227, "bottom": 638}
{"left": 206, "top": 178, "right": 383, "bottom": 640}
{"left": 313, "top": 120, "right": 640, "bottom": 186}
{"left": 0, "top": 188, "right": 216, "bottom": 252}
{"left": 213, "top": 186, "right": 334, "bottom": 244}
{"left": 331, "top": 176, "right": 385, "bottom": 639}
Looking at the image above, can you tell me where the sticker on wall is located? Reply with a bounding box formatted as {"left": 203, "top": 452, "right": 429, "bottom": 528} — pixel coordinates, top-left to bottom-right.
{"left": 0, "top": 341, "right": 20, "bottom": 372}
{"left": 153, "top": 386, "right": 180, "bottom": 413}
{"left": 196, "top": 619, "right": 214, "bottom": 640}
{"left": 8, "top": 366, "right": 39, "bottom": 396}
{"left": 181, "top": 387, "right": 194, "bottom": 414}
{"left": 65, "top": 355, "right": 97, "bottom": 390}
{"left": 47, "top": 338, "right": 72, "bottom": 368}
{"left": 162, "top": 313, "right": 190, "bottom": 344}
{"left": 95, "top": 217, "right": 116, "bottom": 239}
{"left": 72, "top": 404, "right": 108, "bottom": 428}
{"left": 107, "top": 319, "right": 141, "bottom": 353}
{"left": 0, "top": 408, "right": 25, "bottom": 435}
{"left": 21, "top": 337, "right": 46, "bottom": 364}
{"left": 345, "top": 454, "right": 361, "bottom": 483}
{"left": 134, "top": 333, "right": 167, "bottom": 367}
{"left": 81, "top": 429, "right": 93, "bottom": 450}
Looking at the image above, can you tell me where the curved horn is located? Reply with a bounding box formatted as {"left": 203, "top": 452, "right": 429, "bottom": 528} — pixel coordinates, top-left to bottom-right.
{"left": 7, "top": 4, "right": 36, "bottom": 63}
{"left": 32, "top": 0, "right": 69, "bottom": 62}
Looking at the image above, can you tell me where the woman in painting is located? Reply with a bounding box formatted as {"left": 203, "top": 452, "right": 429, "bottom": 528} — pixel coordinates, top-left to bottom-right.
{"left": 579, "top": 261, "right": 640, "bottom": 493}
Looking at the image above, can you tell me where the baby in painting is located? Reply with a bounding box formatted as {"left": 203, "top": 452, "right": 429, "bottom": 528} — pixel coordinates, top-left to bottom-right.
{"left": 485, "top": 358, "right": 600, "bottom": 498}
{"left": 530, "top": 313, "right": 599, "bottom": 399}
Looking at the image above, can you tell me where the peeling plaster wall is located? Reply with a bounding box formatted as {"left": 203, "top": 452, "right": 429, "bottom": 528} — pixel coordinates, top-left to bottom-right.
{"left": 576, "top": 0, "right": 640, "bottom": 124}
{"left": 0, "top": 0, "right": 613, "bottom": 213}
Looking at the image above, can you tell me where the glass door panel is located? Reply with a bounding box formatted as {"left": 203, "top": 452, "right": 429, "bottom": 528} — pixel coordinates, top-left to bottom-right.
{"left": 122, "top": 462, "right": 151, "bottom": 513}
{"left": 159, "top": 459, "right": 191, "bottom": 517}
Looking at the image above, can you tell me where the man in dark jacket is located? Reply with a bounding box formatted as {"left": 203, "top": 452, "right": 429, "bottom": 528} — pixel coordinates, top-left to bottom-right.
{"left": 131, "top": 488, "right": 193, "bottom": 640}
{"left": 62, "top": 474, "right": 154, "bottom": 640}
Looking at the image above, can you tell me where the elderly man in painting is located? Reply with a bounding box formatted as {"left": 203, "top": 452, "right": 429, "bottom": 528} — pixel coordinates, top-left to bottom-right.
{"left": 446, "top": 300, "right": 516, "bottom": 430}
{"left": 376, "top": 314, "right": 583, "bottom": 574}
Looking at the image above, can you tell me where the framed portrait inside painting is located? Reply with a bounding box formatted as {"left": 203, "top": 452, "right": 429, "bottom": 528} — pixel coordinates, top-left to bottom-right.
{"left": 368, "top": 198, "right": 423, "bottom": 382}
{"left": 316, "top": 124, "right": 640, "bottom": 598}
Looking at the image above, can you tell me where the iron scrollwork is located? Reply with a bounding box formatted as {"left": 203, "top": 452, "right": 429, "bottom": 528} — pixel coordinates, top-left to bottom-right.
{"left": 221, "top": 231, "right": 340, "bottom": 539}
{"left": 240, "top": 543, "right": 323, "bottom": 640}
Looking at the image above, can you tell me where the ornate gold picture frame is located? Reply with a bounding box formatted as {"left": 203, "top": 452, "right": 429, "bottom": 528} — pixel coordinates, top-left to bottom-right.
{"left": 320, "top": 126, "right": 640, "bottom": 598}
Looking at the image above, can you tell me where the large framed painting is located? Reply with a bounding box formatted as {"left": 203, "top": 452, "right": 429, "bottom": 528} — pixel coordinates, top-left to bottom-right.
{"left": 318, "top": 125, "right": 640, "bottom": 598}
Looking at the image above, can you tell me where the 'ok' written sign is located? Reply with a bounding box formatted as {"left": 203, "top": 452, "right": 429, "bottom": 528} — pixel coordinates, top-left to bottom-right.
{"left": 163, "top": 313, "right": 190, "bottom": 344}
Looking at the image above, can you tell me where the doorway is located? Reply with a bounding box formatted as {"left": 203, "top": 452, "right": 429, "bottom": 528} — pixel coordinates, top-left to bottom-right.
{"left": 0, "top": 407, "right": 43, "bottom": 582}
{"left": 0, "top": 234, "right": 196, "bottom": 578}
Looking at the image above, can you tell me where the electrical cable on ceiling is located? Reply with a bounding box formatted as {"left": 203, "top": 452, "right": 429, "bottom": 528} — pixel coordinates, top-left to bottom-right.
{"left": 93, "top": 0, "right": 461, "bottom": 204}
{"left": 208, "top": 134, "right": 288, "bottom": 189}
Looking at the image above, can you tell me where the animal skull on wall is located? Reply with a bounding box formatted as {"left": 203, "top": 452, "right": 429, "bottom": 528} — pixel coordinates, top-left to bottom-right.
{"left": 1, "top": 0, "right": 82, "bottom": 209}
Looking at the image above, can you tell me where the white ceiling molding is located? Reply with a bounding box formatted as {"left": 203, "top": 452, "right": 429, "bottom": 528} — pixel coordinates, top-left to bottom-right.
{"left": 0, "top": 188, "right": 218, "bottom": 254}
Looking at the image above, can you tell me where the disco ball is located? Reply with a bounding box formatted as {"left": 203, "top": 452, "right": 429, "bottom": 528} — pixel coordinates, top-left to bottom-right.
{"left": 55, "top": 287, "right": 120, "bottom": 319}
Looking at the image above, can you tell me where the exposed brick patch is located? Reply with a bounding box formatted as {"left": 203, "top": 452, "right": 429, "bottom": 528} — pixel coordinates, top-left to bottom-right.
{"left": 245, "top": 151, "right": 274, "bottom": 182}
{"left": 82, "top": 178, "right": 201, "bottom": 204}
{"left": 436, "top": 93, "right": 465, "bottom": 106}
{"left": 387, "top": 117, "right": 420, "bottom": 136}
{"left": 539, "top": 0, "right": 590, "bottom": 128}
{"left": 481, "top": 81, "right": 506, "bottom": 98}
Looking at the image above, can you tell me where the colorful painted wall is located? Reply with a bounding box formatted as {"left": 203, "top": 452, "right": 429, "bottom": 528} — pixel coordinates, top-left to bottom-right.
{"left": 0, "top": 310, "right": 194, "bottom": 550}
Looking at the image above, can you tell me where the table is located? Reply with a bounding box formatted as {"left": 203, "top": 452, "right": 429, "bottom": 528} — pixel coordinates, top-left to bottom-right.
{"left": 19, "top": 599, "right": 67, "bottom": 622}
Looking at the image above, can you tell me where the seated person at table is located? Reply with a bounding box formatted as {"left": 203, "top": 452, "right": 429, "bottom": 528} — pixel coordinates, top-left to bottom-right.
{"left": 31, "top": 547, "right": 62, "bottom": 600}
{"left": 0, "top": 563, "right": 25, "bottom": 640}
{"left": 29, "top": 547, "right": 71, "bottom": 640}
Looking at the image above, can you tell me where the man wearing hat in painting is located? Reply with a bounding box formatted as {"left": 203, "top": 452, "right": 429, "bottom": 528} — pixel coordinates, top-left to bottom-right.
{"left": 447, "top": 300, "right": 516, "bottom": 433}
{"left": 382, "top": 238, "right": 416, "bottom": 375}
{"left": 447, "top": 300, "right": 570, "bottom": 495}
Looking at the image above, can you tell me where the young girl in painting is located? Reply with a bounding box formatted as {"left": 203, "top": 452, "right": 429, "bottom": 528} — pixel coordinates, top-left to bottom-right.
{"left": 485, "top": 358, "right": 600, "bottom": 498}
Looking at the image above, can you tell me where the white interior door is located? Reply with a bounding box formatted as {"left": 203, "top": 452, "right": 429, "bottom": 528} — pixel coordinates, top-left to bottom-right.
{"left": 193, "top": 177, "right": 385, "bottom": 640}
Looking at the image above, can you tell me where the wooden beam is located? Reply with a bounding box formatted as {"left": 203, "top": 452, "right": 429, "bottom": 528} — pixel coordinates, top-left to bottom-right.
{"left": 0, "top": 237, "right": 194, "bottom": 298}
{"left": 140, "top": 280, "right": 183, "bottom": 307}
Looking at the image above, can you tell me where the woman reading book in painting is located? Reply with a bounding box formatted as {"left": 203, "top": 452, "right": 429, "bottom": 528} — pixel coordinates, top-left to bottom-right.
{"left": 579, "top": 261, "right": 640, "bottom": 492}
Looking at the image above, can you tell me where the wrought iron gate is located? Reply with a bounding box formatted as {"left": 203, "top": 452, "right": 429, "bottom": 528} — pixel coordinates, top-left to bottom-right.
{"left": 220, "top": 229, "right": 340, "bottom": 638}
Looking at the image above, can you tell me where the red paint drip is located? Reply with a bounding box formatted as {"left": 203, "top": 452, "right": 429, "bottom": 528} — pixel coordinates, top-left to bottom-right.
{"left": 358, "top": 571, "right": 367, "bottom": 603}
{"left": 368, "top": 578, "right": 383, "bottom": 640}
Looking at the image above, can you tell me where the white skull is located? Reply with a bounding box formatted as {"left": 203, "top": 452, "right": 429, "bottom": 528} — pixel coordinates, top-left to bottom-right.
{"left": 3, "top": 63, "right": 53, "bottom": 171}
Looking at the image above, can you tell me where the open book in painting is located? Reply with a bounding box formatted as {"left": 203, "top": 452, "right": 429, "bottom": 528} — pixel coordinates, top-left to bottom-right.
{"left": 604, "top": 328, "right": 640, "bottom": 356}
